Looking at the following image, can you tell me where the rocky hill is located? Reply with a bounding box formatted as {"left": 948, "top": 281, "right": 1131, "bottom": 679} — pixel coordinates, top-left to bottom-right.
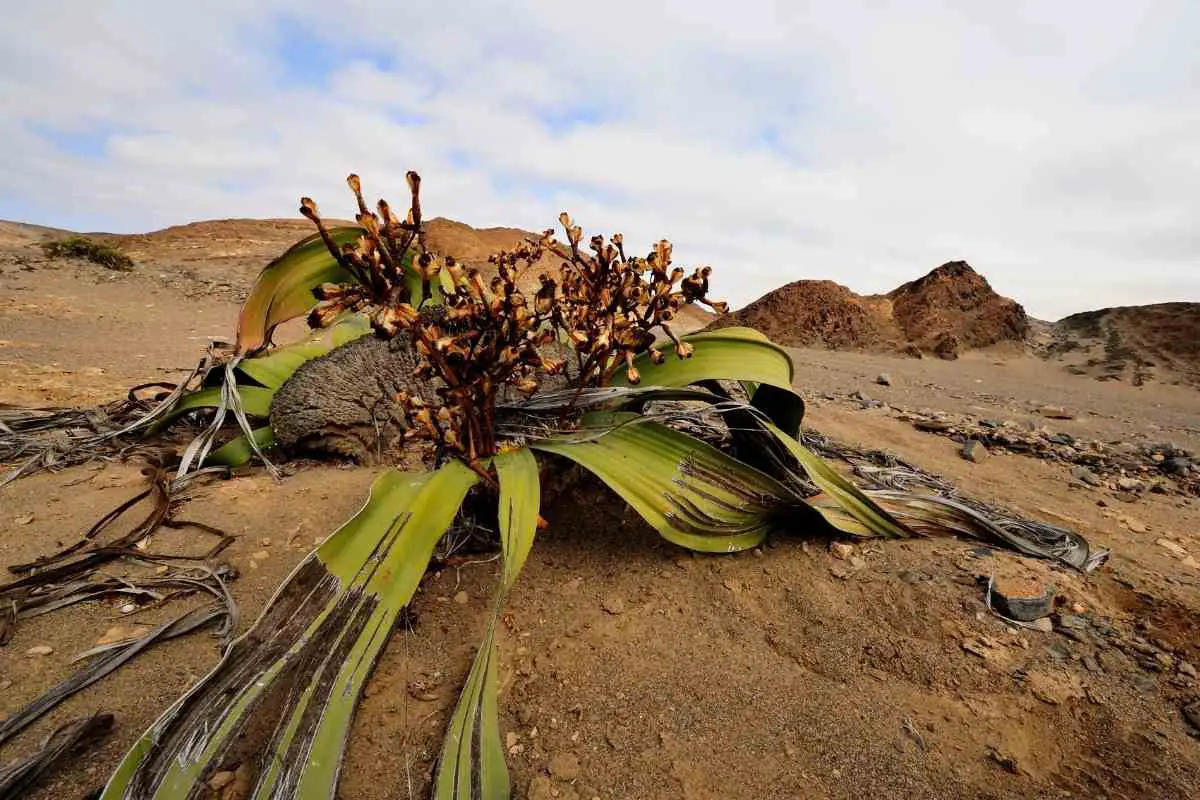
{"left": 706, "top": 279, "right": 906, "bottom": 351}
{"left": 888, "top": 261, "right": 1030, "bottom": 357}
{"left": 1044, "top": 302, "right": 1200, "bottom": 387}
{"left": 709, "top": 261, "right": 1029, "bottom": 359}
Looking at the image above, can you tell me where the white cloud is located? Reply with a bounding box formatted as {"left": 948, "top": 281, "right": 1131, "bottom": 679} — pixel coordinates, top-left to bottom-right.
{"left": 1, "top": 0, "right": 1197, "bottom": 319}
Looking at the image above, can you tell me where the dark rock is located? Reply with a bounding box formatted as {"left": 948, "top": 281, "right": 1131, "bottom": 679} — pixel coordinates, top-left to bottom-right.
{"left": 1163, "top": 457, "right": 1192, "bottom": 475}
{"left": 875, "top": 373, "right": 892, "bottom": 386}
{"left": 914, "top": 419, "right": 954, "bottom": 432}
{"left": 1045, "top": 642, "right": 1073, "bottom": 662}
{"left": 1183, "top": 701, "right": 1200, "bottom": 733}
{"left": 991, "top": 577, "right": 1055, "bottom": 621}
{"left": 1130, "top": 674, "right": 1157, "bottom": 693}
{"left": 1055, "top": 614, "right": 1089, "bottom": 630}
{"left": 961, "top": 440, "right": 989, "bottom": 464}
{"left": 961, "top": 597, "right": 988, "bottom": 615}
{"left": 1113, "top": 491, "right": 1139, "bottom": 503}
{"left": 1138, "top": 656, "right": 1163, "bottom": 673}
{"left": 1054, "top": 618, "right": 1093, "bottom": 644}
{"left": 932, "top": 333, "right": 960, "bottom": 360}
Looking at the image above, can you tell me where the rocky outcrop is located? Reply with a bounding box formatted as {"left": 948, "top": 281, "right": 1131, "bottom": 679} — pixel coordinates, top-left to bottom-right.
{"left": 888, "top": 261, "right": 1029, "bottom": 353}
{"left": 1046, "top": 302, "right": 1200, "bottom": 387}
{"left": 707, "top": 280, "right": 905, "bottom": 350}
{"left": 709, "top": 261, "right": 1029, "bottom": 359}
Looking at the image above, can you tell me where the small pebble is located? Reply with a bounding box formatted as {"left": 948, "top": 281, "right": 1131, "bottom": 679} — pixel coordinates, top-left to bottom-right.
{"left": 601, "top": 594, "right": 625, "bottom": 615}
{"left": 1121, "top": 516, "right": 1148, "bottom": 534}
{"left": 548, "top": 752, "right": 581, "bottom": 781}
{"left": 1157, "top": 539, "right": 1188, "bottom": 557}
{"left": 1037, "top": 405, "right": 1075, "bottom": 420}
{"left": 961, "top": 440, "right": 989, "bottom": 463}
{"left": 453, "top": 591, "right": 469, "bottom": 605}
{"left": 828, "top": 542, "right": 854, "bottom": 560}
{"left": 26, "top": 645, "right": 54, "bottom": 656}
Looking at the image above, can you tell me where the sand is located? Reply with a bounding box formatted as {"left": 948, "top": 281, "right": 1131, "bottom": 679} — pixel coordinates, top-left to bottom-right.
{"left": 1, "top": 226, "right": 1197, "bottom": 799}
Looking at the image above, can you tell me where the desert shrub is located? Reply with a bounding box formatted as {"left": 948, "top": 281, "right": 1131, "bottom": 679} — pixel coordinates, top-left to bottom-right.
{"left": 41, "top": 236, "right": 134, "bottom": 271}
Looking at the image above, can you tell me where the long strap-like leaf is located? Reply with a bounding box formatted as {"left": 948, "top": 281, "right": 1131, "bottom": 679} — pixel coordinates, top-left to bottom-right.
{"left": 760, "top": 420, "right": 913, "bottom": 539}
{"left": 533, "top": 413, "right": 797, "bottom": 553}
{"left": 611, "top": 326, "right": 795, "bottom": 390}
{"left": 435, "top": 448, "right": 541, "bottom": 800}
{"left": 101, "top": 463, "right": 478, "bottom": 799}
{"left": 236, "top": 227, "right": 365, "bottom": 353}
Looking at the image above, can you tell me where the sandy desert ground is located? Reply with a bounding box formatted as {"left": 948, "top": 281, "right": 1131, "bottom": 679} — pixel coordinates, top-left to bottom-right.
{"left": 1, "top": 230, "right": 1198, "bottom": 799}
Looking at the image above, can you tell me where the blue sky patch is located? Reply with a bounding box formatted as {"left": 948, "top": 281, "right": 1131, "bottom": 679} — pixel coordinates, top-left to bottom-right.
{"left": 274, "top": 16, "right": 394, "bottom": 88}
{"left": 539, "top": 105, "right": 606, "bottom": 135}
{"left": 28, "top": 123, "right": 109, "bottom": 159}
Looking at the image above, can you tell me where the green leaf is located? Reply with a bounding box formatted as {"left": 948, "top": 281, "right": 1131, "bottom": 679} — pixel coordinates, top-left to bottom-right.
{"left": 435, "top": 448, "right": 540, "bottom": 800}
{"left": 502, "top": 385, "right": 727, "bottom": 414}
{"left": 100, "top": 463, "right": 478, "bottom": 799}
{"left": 533, "top": 412, "right": 796, "bottom": 553}
{"left": 207, "top": 427, "right": 276, "bottom": 467}
{"left": 762, "top": 421, "right": 912, "bottom": 539}
{"left": 235, "top": 318, "right": 370, "bottom": 390}
{"left": 405, "top": 267, "right": 445, "bottom": 307}
{"left": 331, "top": 313, "right": 372, "bottom": 346}
{"left": 494, "top": 448, "right": 540, "bottom": 591}
{"left": 169, "top": 385, "right": 275, "bottom": 419}
{"left": 749, "top": 383, "right": 804, "bottom": 439}
{"left": 235, "top": 227, "right": 365, "bottom": 353}
{"left": 235, "top": 342, "right": 334, "bottom": 390}
{"left": 611, "top": 327, "right": 794, "bottom": 391}
{"left": 696, "top": 326, "right": 770, "bottom": 342}
{"left": 435, "top": 633, "right": 505, "bottom": 800}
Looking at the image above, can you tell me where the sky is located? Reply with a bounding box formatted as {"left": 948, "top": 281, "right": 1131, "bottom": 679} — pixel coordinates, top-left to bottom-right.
{"left": 1, "top": 1, "right": 1197, "bottom": 321}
